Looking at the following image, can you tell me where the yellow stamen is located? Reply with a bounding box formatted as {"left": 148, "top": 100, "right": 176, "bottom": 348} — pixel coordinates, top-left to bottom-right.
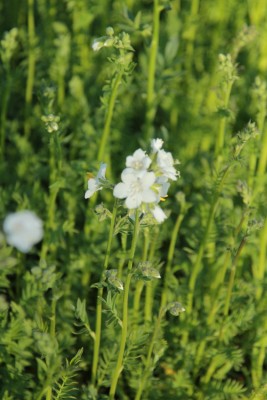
{"left": 160, "top": 195, "right": 168, "bottom": 202}
{"left": 86, "top": 172, "right": 94, "bottom": 180}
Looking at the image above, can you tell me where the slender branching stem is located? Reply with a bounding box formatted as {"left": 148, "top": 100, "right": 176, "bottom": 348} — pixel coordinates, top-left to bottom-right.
{"left": 84, "top": 68, "right": 124, "bottom": 236}
{"left": 185, "top": 0, "right": 200, "bottom": 74}
{"left": 0, "top": 72, "right": 11, "bottom": 161}
{"left": 187, "top": 164, "right": 232, "bottom": 313}
{"left": 24, "top": 0, "right": 36, "bottom": 137}
{"left": 145, "top": 0, "right": 161, "bottom": 141}
{"left": 223, "top": 236, "right": 246, "bottom": 317}
{"left": 255, "top": 220, "right": 267, "bottom": 300}
{"left": 144, "top": 227, "right": 159, "bottom": 322}
{"left": 97, "top": 68, "right": 123, "bottom": 163}
{"left": 215, "top": 81, "right": 233, "bottom": 158}
{"left": 161, "top": 212, "right": 185, "bottom": 308}
{"left": 109, "top": 209, "right": 140, "bottom": 399}
{"left": 40, "top": 132, "right": 62, "bottom": 260}
{"left": 92, "top": 200, "right": 118, "bottom": 386}
{"left": 133, "top": 228, "right": 149, "bottom": 322}
{"left": 134, "top": 308, "right": 165, "bottom": 400}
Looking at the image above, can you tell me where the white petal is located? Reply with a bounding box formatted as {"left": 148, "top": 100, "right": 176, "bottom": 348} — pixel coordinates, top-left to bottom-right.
{"left": 121, "top": 169, "right": 141, "bottom": 183}
{"left": 142, "top": 171, "right": 156, "bottom": 188}
{"left": 151, "top": 138, "right": 164, "bottom": 153}
{"left": 113, "top": 182, "right": 128, "bottom": 199}
{"left": 152, "top": 206, "right": 167, "bottom": 223}
{"left": 125, "top": 193, "right": 142, "bottom": 209}
{"left": 142, "top": 189, "right": 157, "bottom": 203}
{"left": 96, "top": 163, "right": 107, "bottom": 180}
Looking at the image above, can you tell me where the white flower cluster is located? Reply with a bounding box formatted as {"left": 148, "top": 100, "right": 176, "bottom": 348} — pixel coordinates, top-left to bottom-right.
{"left": 84, "top": 139, "right": 179, "bottom": 224}
{"left": 3, "top": 210, "right": 43, "bottom": 253}
{"left": 113, "top": 139, "right": 179, "bottom": 223}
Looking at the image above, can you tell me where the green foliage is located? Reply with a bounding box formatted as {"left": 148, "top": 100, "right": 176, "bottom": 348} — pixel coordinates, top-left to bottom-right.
{"left": 1, "top": 0, "right": 267, "bottom": 399}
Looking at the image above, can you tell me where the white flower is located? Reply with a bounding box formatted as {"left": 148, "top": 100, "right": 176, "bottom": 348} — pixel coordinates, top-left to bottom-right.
{"left": 151, "top": 138, "right": 164, "bottom": 153}
{"left": 85, "top": 163, "right": 107, "bottom": 199}
{"left": 125, "top": 149, "right": 151, "bottom": 173}
{"left": 151, "top": 205, "right": 167, "bottom": 223}
{"left": 3, "top": 210, "right": 43, "bottom": 253}
{"left": 155, "top": 176, "right": 170, "bottom": 200}
{"left": 113, "top": 169, "right": 157, "bottom": 209}
{"left": 92, "top": 40, "right": 103, "bottom": 51}
{"left": 157, "top": 149, "right": 179, "bottom": 181}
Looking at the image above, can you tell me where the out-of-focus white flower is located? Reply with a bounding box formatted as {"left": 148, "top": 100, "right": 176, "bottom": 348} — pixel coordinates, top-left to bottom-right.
{"left": 157, "top": 149, "right": 179, "bottom": 181}
{"left": 151, "top": 205, "right": 167, "bottom": 223}
{"left": 92, "top": 40, "right": 103, "bottom": 51}
{"left": 113, "top": 169, "right": 157, "bottom": 209}
{"left": 155, "top": 176, "right": 170, "bottom": 200}
{"left": 125, "top": 149, "right": 151, "bottom": 174}
{"left": 3, "top": 210, "right": 43, "bottom": 253}
{"left": 151, "top": 138, "right": 164, "bottom": 153}
{"left": 85, "top": 163, "right": 107, "bottom": 199}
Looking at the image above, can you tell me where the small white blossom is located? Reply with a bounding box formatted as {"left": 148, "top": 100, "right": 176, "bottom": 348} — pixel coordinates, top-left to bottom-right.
{"left": 157, "top": 149, "right": 179, "bottom": 181}
{"left": 151, "top": 138, "right": 164, "bottom": 153}
{"left": 85, "top": 163, "right": 107, "bottom": 199}
{"left": 3, "top": 210, "right": 43, "bottom": 253}
{"left": 125, "top": 149, "right": 151, "bottom": 173}
{"left": 113, "top": 169, "right": 157, "bottom": 209}
{"left": 151, "top": 205, "right": 167, "bottom": 223}
{"left": 156, "top": 176, "right": 170, "bottom": 200}
{"left": 92, "top": 40, "right": 103, "bottom": 51}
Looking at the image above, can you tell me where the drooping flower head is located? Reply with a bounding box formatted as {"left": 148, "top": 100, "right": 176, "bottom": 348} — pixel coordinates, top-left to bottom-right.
{"left": 151, "top": 138, "right": 164, "bottom": 153}
{"left": 85, "top": 163, "right": 107, "bottom": 199}
{"left": 157, "top": 149, "right": 179, "bottom": 181}
{"left": 3, "top": 210, "right": 43, "bottom": 253}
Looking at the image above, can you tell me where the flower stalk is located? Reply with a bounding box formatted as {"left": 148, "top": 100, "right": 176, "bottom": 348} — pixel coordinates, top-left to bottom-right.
{"left": 145, "top": 0, "right": 162, "bottom": 141}
{"left": 109, "top": 209, "right": 140, "bottom": 399}
{"left": 92, "top": 200, "right": 118, "bottom": 386}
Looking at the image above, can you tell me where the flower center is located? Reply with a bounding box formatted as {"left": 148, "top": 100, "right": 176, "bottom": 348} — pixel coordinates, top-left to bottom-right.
{"left": 133, "top": 160, "right": 143, "bottom": 169}
{"left": 130, "top": 178, "right": 142, "bottom": 193}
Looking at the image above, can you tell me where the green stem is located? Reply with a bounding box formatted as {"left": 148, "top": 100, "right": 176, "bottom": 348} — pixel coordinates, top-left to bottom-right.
{"left": 160, "top": 212, "right": 185, "bottom": 308}
{"left": 255, "top": 220, "right": 267, "bottom": 300}
{"left": 257, "top": 126, "right": 267, "bottom": 176}
{"left": 0, "top": 73, "right": 11, "bottom": 161}
{"left": 97, "top": 68, "right": 123, "bottom": 163}
{"left": 215, "top": 80, "right": 233, "bottom": 159}
{"left": 50, "top": 296, "right": 57, "bottom": 337}
{"left": 92, "top": 200, "right": 118, "bottom": 387}
{"left": 144, "top": 0, "right": 161, "bottom": 141}
{"left": 46, "top": 388, "right": 52, "bottom": 400}
{"left": 40, "top": 133, "right": 61, "bottom": 260}
{"left": 134, "top": 308, "right": 165, "bottom": 400}
{"left": 133, "top": 228, "right": 149, "bottom": 322}
{"left": 223, "top": 236, "right": 246, "bottom": 317}
{"left": 109, "top": 210, "right": 140, "bottom": 399}
{"left": 84, "top": 68, "right": 124, "bottom": 236}
{"left": 117, "top": 231, "right": 127, "bottom": 279}
{"left": 185, "top": 0, "right": 200, "bottom": 74}
{"left": 24, "top": 0, "right": 36, "bottom": 137}
{"left": 144, "top": 227, "right": 159, "bottom": 322}
{"left": 187, "top": 164, "right": 232, "bottom": 313}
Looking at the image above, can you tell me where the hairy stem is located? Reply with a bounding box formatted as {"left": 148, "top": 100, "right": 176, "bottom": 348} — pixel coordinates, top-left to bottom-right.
{"left": 144, "top": 0, "right": 161, "bottom": 141}
{"left": 92, "top": 200, "right": 118, "bottom": 386}
{"left": 109, "top": 210, "right": 140, "bottom": 399}
{"left": 161, "top": 211, "right": 185, "bottom": 308}
{"left": 24, "top": 0, "right": 36, "bottom": 137}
